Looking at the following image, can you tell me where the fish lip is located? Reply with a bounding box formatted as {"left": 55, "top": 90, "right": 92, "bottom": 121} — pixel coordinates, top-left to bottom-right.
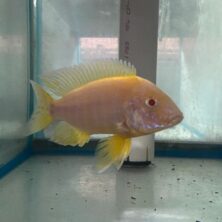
{"left": 155, "top": 114, "right": 183, "bottom": 129}
{"left": 152, "top": 117, "right": 182, "bottom": 132}
{"left": 168, "top": 114, "right": 183, "bottom": 126}
{"left": 137, "top": 113, "right": 184, "bottom": 134}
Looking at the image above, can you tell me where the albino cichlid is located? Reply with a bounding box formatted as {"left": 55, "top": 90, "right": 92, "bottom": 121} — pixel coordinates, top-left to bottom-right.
{"left": 26, "top": 60, "right": 183, "bottom": 172}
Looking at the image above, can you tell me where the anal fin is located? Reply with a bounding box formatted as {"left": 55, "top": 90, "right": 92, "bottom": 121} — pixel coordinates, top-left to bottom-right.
{"left": 96, "top": 135, "right": 131, "bottom": 173}
{"left": 45, "top": 121, "right": 90, "bottom": 147}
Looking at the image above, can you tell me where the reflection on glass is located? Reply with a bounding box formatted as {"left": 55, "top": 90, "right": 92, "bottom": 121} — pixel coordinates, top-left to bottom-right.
{"left": 80, "top": 37, "right": 118, "bottom": 62}
{"left": 41, "top": 0, "right": 119, "bottom": 73}
{"left": 156, "top": 0, "right": 222, "bottom": 143}
{"left": 0, "top": 0, "right": 29, "bottom": 165}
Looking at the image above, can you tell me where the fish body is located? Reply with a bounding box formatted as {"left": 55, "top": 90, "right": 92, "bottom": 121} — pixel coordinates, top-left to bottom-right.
{"left": 52, "top": 76, "right": 182, "bottom": 137}
{"left": 27, "top": 60, "right": 183, "bottom": 172}
{"left": 51, "top": 76, "right": 134, "bottom": 136}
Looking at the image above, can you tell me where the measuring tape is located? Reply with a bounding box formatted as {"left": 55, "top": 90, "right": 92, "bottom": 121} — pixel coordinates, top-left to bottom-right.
{"left": 119, "top": 0, "right": 159, "bottom": 164}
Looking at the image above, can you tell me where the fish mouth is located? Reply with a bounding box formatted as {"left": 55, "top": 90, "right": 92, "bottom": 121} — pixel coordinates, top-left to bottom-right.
{"left": 134, "top": 113, "right": 184, "bottom": 135}
{"left": 146, "top": 114, "right": 183, "bottom": 132}
{"left": 168, "top": 114, "right": 184, "bottom": 127}
{"left": 149, "top": 115, "right": 183, "bottom": 133}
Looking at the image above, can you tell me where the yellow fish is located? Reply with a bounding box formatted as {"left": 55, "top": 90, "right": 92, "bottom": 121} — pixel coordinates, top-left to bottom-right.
{"left": 27, "top": 60, "right": 183, "bottom": 172}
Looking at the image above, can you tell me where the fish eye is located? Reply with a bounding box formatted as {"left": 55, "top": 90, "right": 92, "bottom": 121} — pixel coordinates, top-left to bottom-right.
{"left": 145, "top": 98, "right": 157, "bottom": 107}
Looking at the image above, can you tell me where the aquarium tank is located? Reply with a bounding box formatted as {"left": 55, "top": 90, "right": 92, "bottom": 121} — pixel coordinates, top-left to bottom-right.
{"left": 0, "top": 0, "right": 30, "bottom": 169}
{"left": 0, "top": 0, "right": 222, "bottom": 222}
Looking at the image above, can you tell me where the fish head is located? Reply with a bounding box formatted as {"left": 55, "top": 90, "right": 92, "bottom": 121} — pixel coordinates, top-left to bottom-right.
{"left": 125, "top": 78, "right": 183, "bottom": 135}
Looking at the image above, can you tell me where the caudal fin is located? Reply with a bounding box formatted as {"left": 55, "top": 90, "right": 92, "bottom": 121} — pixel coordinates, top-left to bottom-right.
{"left": 96, "top": 135, "right": 131, "bottom": 173}
{"left": 26, "top": 80, "right": 53, "bottom": 135}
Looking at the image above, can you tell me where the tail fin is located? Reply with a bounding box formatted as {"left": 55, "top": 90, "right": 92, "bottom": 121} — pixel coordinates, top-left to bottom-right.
{"left": 26, "top": 80, "right": 53, "bottom": 135}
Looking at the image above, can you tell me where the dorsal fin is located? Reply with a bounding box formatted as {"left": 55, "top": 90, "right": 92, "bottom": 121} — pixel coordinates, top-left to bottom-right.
{"left": 41, "top": 59, "right": 137, "bottom": 97}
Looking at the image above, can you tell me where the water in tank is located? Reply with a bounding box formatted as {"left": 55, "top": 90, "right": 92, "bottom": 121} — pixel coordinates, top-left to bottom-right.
{"left": 0, "top": 0, "right": 29, "bottom": 167}
{"left": 0, "top": 0, "right": 222, "bottom": 222}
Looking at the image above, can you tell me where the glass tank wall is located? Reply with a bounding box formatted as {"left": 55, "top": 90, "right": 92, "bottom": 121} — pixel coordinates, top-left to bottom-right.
{"left": 39, "top": 0, "right": 119, "bottom": 76}
{"left": 35, "top": 0, "right": 222, "bottom": 145}
{"left": 0, "top": 0, "right": 29, "bottom": 166}
{"left": 156, "top": 0, "right": 222, "bottom": 143}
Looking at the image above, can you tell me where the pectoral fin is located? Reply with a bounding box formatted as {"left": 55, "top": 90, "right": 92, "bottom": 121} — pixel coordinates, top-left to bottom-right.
{"left": 96, "top": 135, "right": 131, "bottom": 173}
{"left": 45, "top": 121, "right": 90, "bottom": 147}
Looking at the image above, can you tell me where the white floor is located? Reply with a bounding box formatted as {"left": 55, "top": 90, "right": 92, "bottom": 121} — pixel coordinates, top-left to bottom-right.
{"left": 0, "top": 155, "right": 222, "bottom": 222}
